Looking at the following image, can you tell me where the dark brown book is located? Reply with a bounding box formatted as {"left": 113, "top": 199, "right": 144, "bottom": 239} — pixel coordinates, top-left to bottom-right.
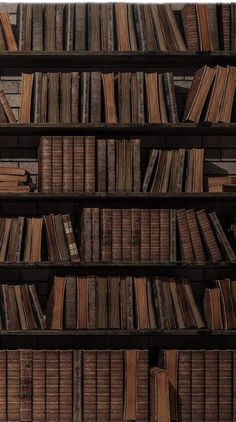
{"left": 176, "top": 209, "right": 194, "bottom": 262}
{"left": 32, "top": 5, "right": 43, "bottom": 51}
{"left": 52, "top": 136, "right": 63, "bottom": 192}
{"left": 63, "top": 136, "right": 73, "bottom": 192}
{"left": 209, "top": 211, "right": 236, "bottom": 261}
{"left": 118, "top": 72, "right": 131, "bottom": 123}
{"left": 65, "top": 276, "right": 77, "bottom": 329}
{"left": 28, "top": 284, "right": 46, "bottom": 329}
{"left": 73, "top": 350, "right": 82, "bottom": 422}
{"left": 75, "top": 4, "right": 86, "bottom": 50}
{"left": 55, "top": 4, "right": 64, "bottom": 51}
{"left": 97, "top": 277, "right": 108, "bottom": 328}
{"left": 205, "top": 350, "right": 218, "bottom": 421}
{"left": 80, "top": 72, "right": 90, "bottom": 123}
{"left": 102, "top": 73, "right": 117, "bottom": 123}
{"left": 110, "top": 350, "right": 123, "bottom": 421}
{"left": 45, "top": 5, "right": 56, "bottom": 51}
{"left": 181, "top": 5, "right": 199, "bottom": 51}
{"left": 196, "top": 4, "right": 213, "bottom": 51}
{"left": 177, "top": 351, "right": 191, "bottom": 421}
{"left": 85, "top": 136, "right": 95, "bottom": 192}
{"left": 32, "top": 350, "right": 45, "bottom": 421}
{"left": 71, "top": 72, "right": 79, "bottom": 123}
{"left": 122, "top": 209, "right": 132, "bottom": 261}
{"left": 191, "top": 350, "right": 205, "bottom": 421}
{"left": 46, "top": 351, "right": 58, "bottom": 421}
{"left": 7, "top": 350, "right": 20, "bottom": 421}
{"left": 62, "top": 214, "right": 80, "bottom": 262}
{"left": 88, "top": 4, "right": 101, "bottom": 51}
{"left": 73, "top": 136, "right": 84, "bottom": 192}
{"left": 65, "top": 4, "right": 74, "bottom": 51}
{"left": 145, "top": 72, "right": 161, "bottom": 123}
{"left": 204, "top": 287, "right": 223, "bottom": 329}
{"left": 88, "top": 276, "right": 96, "bottom": 329}
{"left": 216, "top": 278, "right": 236, "bottom": 329}
{"left": 196, "top": 209, "right": 222, "bottom": 262}
{"left": 59, "top": 351, "right": 73, "bottom": 421}
{"left": 77, "top": 276, "right": 88, "bottom": 329}
{"left": 50, "top": 276, "right": 66, "bottom": 329}
{"left": 60, "top": 73, "right": 71, "bottom": 123}
{"left": 96, "top": 351, "right": 110, "bottom": 421}
{"left": 97, "top": 139, "right": 107, "bottom": 192}
{"left": 115, "top": 4, "right": 131, "bottom": 51}
{"left": 109, "top": 277, "right": 120, "bottom": 329}
{"left": 124, "top": 350, "right": 138, "bottom": 420}
{"left": 134, "top": 277, "right": 150, "bottom": 329}
{"left": 48, "top": 72, "right": 59, "bottom": 123}
{"left": 112, "top": 209, "right": 122, "bottom": 261}
{"left": 20, "top": 349, "right": 32, "bottom": 422}
{"left": 83, "top": 351, "right": 96, "bottom": 421}
{"left": 90, "top": 72, "right": 101, "bottom": 122}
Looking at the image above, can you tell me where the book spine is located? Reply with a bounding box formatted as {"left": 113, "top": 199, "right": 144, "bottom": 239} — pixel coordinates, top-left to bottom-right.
{"left": 62, "top": 214, "right": 80, "bottom": 262}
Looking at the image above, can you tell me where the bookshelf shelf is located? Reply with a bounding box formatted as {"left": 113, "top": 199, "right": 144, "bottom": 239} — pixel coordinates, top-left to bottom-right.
{"left": 1, "top": 123, "right": 236, "bottom": 136}
{"left": 0, "top": 51, "right": 236, "bottom": 72}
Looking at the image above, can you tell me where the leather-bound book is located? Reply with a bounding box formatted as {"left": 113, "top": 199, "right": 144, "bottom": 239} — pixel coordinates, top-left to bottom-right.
{"left": 7, "top": 350, "right": 20, "bottom": 421}
{"left": 150, "top": 5, "right": 167, "bottom": 51}
{"left": 216, "top": 278, "right": 236, "bottom": 329}
{"left": 219, "top": 66, "right": 236, "bottom": 123}
{"left": 97, "top": 139, "right": 107, "bottom": 192}
{"left": 143, "top": 5, "right": 157, "bottom": 51}
{"left": 81, "top": 208, "right": 92, "bottom": 261}
{"left": 0, "top": 13, "right": 17, "bottom": 51}
{"left": 65, "top": 276, "right": 77, "bottom": 329}
{"left": 168, "top": 278, "right": 185, "bottom": 329}
{"left": 63, "top": 136, "right": 73, "bottom": 192}
{"left": 50, "top": 277, "right": 66, "bottom": 329}
{"left": 150, "top": 368, "right": 171, "bottom": 422}
{"left": 205, "top": 350, "right": 218, "bottom": 421}
{"left": 88, "top": 4, "right": 101, "bottom": 51}
{"left": 71, "top": 72, "right": 79, "bottom": 123}
{"left": 124, "top": 350, "right": 138, "bottom": 420}
{"left": 150, "top": 209, "right": 160, "bottom": 261}
{"left": 110, "top": 350, "right": 124, "bottom": 421}
{"left": 208, "top": 5, "right": 219, "bottom": 51}
{"left": 178, "top": 351, "right": 191, "bottom": 421}
{"left": 20, "top": 349, "right": 32, "bottom": 422}
{"left": 160, "top": 209, "right": 170, "bottom": 261}
{"left": 60, "top": 73, "right": 71, "bottom": 123}
{"left": 28, "top": 284, "right": 46, "bottom": 329}
{"left": 131, "top": 72, "right": 145, "bottom": 123}
{"left": 52, "top": 136, "right": 63, "bottom": 192}
{"left": 219, "top": 5, "right": 230, "bottom": 51}
{"left": 73, "top": 350, "right": 82, "bottom": 422}
{"left": 32, "top": 351, "right": 45, "bottom": 422}
{"left": 65, "top": 4, "right": 74, "bottom": 51}
{"left": 30, "top": 217, "right": 43, "bottom": 262}
{"left": 48, "top": 73, "right": 59, "bottom": 123}
{"left": 62, "top": 214, "right": 80, "bottom": 262}
{"left": 131, "top": 208, "right": 141, "bottom": 261}
{"left": 80, "top": 72, "right": 90, "bottom": 123}
{"left": 140, "top": 209, "right": 150, "bottom": 261}
{"left": 55, "top": 4, "right": 64, "bottom": 51}
{"left": 196, "top": 4, "right": 213, "bottom": 51}
{"left": 122, "top": 209, "right": 132, "bottom": 261}
{"left": 145, "top": 73, "right": 161, "bottom": 123}
{"left": 19, "top": 73, "right": 34, "bottom": 123}
{"left": 85, "top": 136, "right": 95, "bottom": 192}
{"left": 191, "top": 350, "right": 205, "bottom": 421}
{"left": 44, "top": 5, "right": 56, "bottom": 51}
{"left": 133, "top": 4, "right": 146, "bottom": 51}
{"left": 75, "top": 4, "right": 86, "bottom": 50}
{"left": 132, "top": 139, "right": 141, "bottom": 192}
{"left": 97, "top": 277, "right": 108, "bottom": 328}
{"left": 186, "top": 209, "right": 205, "bottom": 262}
{"left": 118, "top": 73, "right": 131, "bottom": 123}
{"left": 196, "top": 209, "right": 222, "bottom": 262}
{"left": 33, "top": 72, "right": 42, "bottom": 123}
{"left": 43, "top": 214, "right": 60, "bottom": 261}
{"left": 0, "top": 90, "right": 17, "bottom": 123}
{"left": 158, "top": 5, "right": 187, "bottom": 51}
{"left": 209, "top": 211, "right": 236, "bottom": 261}
{"left": 137, "top": 350, "right": 149, "bottom": 420}
{"left": 182, "top": 279, "right": 205, "bottom": 329}
{"left": 59, "top": 351, "right": 73, "bottom": 421}
{"left": 91, "top": 208, "right": 100, "bottom": 261}
{"left": 77, "top": 276, "right": 88, "bottom": 329}
{"left": 163, "top": 72, "right": 179, "bottom": 123}
{"left": 102, "top": 73, "right": 117, "bottom": 123}
{"left": 218, "top": 351, "right": 232, "bottom": 420}
{"left": 20, "top": 284, "right": 37, "bottom": 329}
{"left": 0, "top": 351, "right": 6, "bottom": 421}
{"left": 107, "top": 139, "right": 116, "bottom": 192}
{"left": 120, "top": 276, "right": 134, "bottom": 329}
{"left": 6, "top": 285, "right": 20, "bottom": 330}
{"left": 181, "top": 5, "right": 199, "bottom": 51}
{"left": 40, "top": 73, "right": 48, "bottom": 123}
{"left": 88, "top": 276, "right": 96, "bottom": 329}
{"left": 83, "top": 351, "right": 96, "bottom": 421}
{"left": 90, "top": 72, "right": 101, "bottom": 122}
{"left": 54, "top": 214, "right": 70, "bottom": 261}
{"left": 73, "top": 136, "right": 84, "bottom": 192}
{"left": 115, "top": 4, "right": 131, "bottom": 51}
{"left": 96, "top": 351, "right": 110, "bottom": 421}
{"left": 204, "top": 288, "right": 223, "bottom": 329}
{"left": 205, "top": 66, "right": 228, "bottom": 124}
{"left": 134, "top": 277, "right": 150, "bottom": 329}
{"left": 162, "top": 349, "right": 178, "bottom": 421}
{"left": 46, "top": 350, "right": 59, "bottom": 421}
{"left": 176, "top": 209, "right": 194, "bottom": 262}
{"left": 127, "top": 4, "right": 138, "bottom": 51}
{"left": 101, "top": 4, "right": 114, "bottom": 51}
{"left": 112, "top": 209, "right": 122, "bottom": 261}
{"left": 109, "top": 276, "right": 121, "bottom": 328}
{"left": 101, "top": 208, "right": 112, "bottom": 261}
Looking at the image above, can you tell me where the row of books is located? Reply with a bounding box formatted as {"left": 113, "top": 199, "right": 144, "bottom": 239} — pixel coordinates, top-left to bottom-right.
{"left": 38, "top": 137, "right": 204, "bottom": 194}
{"left": 143, "top": 148, "right": 204, "bottom": 193}
{"left": 81, "top": 208, "right": 236, "bottom": 262}
{"left": 0, "top": 214, "right": 79, "bottom": 262}
{"left": 3, "top": 276, "right": 236, "bottom": 331}
{"left": 208, "top": 176, "right": 236, "bottom": 192}
{"left": 0, "top": 166, "right": 32, "bottom": 192}
{"left": 3, "top": 4, "right": 236, "bottom": 53}
{"left": 38, "top": 136, "right": 141, "bottom": 193}
{"left": 184, "top": 65, "right": 236, "bottom": 124}
{"left": 0, "top": 349, "right": 149, "bottom": 421}
{"left": 163, "top": 349, "right": 236, "bottom": 422}
{"left": 48, "top": 276, "right": 204, "bottom": 330}
{"left": 16, "top": 71, "right": 178, "bottom": 124}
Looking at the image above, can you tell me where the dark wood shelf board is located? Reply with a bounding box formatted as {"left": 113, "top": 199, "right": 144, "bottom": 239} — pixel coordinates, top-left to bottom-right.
{"left": 1, "top": 123, "right": 236, "bottom": 136}
{"left": 0, "top": 261, "right": 235, "bottom": 269}
{"left": 0, "top": 329, "right": 235, "bottom": 336}
{"left": 0, "top": 51, "right": 236, "bottom": 71}
{"left": 0, "top": 192, "right": 235, "bottom": 202}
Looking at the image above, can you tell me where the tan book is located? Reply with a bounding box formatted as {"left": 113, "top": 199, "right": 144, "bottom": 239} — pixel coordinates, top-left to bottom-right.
{"left": 50, "top": 277, "right": 66, "bottom": 329}
{"left": 19, "top": 73, "right": 34, "bottom": 123}
{"left": 0, "top": 13, "right": 17, "bottom": 51}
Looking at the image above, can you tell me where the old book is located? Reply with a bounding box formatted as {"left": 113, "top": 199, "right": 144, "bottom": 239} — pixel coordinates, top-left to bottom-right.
{"left": 46, "top": 350, "right": 58, "bottom": 421}
{"left": 182, "top": 279, "right": 205, "bottom": 328}
{"left": 107, "top": 139, "right": 116, "bottom": 192}
{"left": 96, "top": 351, "right": 110, "bottom": 421}
{"left": 169, "top": 278, "right": 185, "bottom": 329}
{"left": 131, "top": 72, "right": 145, "bottom": 123}
{"left": 73, "top": 350, "right": 82, "bottom": 422}
{"left": 65, "top": 4, "right": 74, "bottom": 51}
{"left": 75, "top": 4, "right": 86, "bottom": 50}
{"left": 88, "top": 4, "right": 101, "bottom": 51}
{"left": 124, "top": 350, "right": 138, "bottom": 420}
{"left": 62, "top": 214, "right": 80, "bottom": 262}
{"left": 196, "top": 209, "right": 222, "bottom": 261}
{"left": 137, "top": 350, "right": 149, "bottom": 420}
{"left": 90, "top": 72, "right": 101, "bottom": 122}
{"left": 85, "top": 136, "right": 95, "bottom": 192}
{"left": 196, "top": 4, "right": 213, "bottom": 51}
{"left": 20, "top": 284, "right": 37, "bottom": 329}
{"left": 54, "top": 214, "right": 71, "bottom": 261}
{"left": 64, "top": 276, "right": 77, "bottom": 329}
{"left": 0, "top": 13, "right": 17, "bottom": 51}
{"left": 150, "top": 209, "right": 160, "bottom": 261}
{"left": 205, "top": 65, "right": 228, "bottom": 124}
{"left": 143, "top": 5, "right": 157, "bottom": 51}
{"left": 51, "top": 136, "right": 63, "bottom": 192}
{"left": 176, "top": 209, "right": 194, "bottom": 262}
{"left": 97, "top": 277, "right": 108, "bottom": 328}
{"left": 81, "top": 208, "right": 92, "bottom": 261}
{"left": 131, "top": 208, "right": 141, "bottom": 261}
{"left": 63, "top": 136, "right": 73, "bottom": 192}
{"left": 80, "top": 72, "right": 90, "bottom": 123}
{"left": 118, "top": 73, "right": 131, "bottom": 123}
{"left": 60, "top": 72, "right": 71, "bottom": 123}
{"left": 145, "top": 73, "right": 161, "bottom": 123}
{"left": 177, "top": 351, "right": 191, "bottom": 421}
{"left": 88, "top": 276, "right": 96, "bottom": 329}
{"left": 132, "top": 139, "right": 141, "bottom": 192}
{"left": 115, "top": 4, "right": 131, "bottom": 51}
{"left": 204, "top": 288, "right": 224, "bottom": 329}
{"left": 32, "top": 5, "right": 43, "bottom": 51}
{"left": 160, "top": 209, "right": 170, "bottom": 261}
{"left": 205, "top": 350, "right": 218, "bottom": 420}
{"left": 102, "top": 73, "right": 117, "bottom": 123}
{"left": 20, "top": 349, "right": 32, "bottom": 421}
{"left": 83, "top": 351, "right": 96, "bottom": 421}
{"left": 140, "top": 209, "right": 150, "bottom": 261}
{"left": 32, "top": 351, "right": 45, "bottom": 421}
{"left": 218, "top": 350, "right": 232, "bottom": 421}
{"left": 101, "top": 208, "right": 112, "bottom": 261}
{"left": 77, "top": 276, "right": 88, "bottom": 328}
{"left": 47, "top": 73, "right": 59, "bottom": 123}
{"left": 191, "top": 350, "right": 205, "bottom": 421}
{"left": 28, "top": 284, "right": 46, "bottom": 329}
{"left": 134, "top": 277, "right": 150, "bottom": 329}
{"left": 209, "top": 211, "right": 236, "bottom": 261}
{"left": 6, "top": 285, "right": 20, "bottom": 330}
{"left": 158, "top": 5, "right": 187, "bottom": 51}
{"left": 50, "top": 276, "right": 66, "bottom": 329}
{"left": 216, "top": 278, "right": 236, "bottom": 329}
{"left": 122, "top": 209, "right": 132, "bottom": 261}
{"left": 181, "top": 4, "right": 199, "bottom": 50}
{"left": 109, "top": 277, "right": 120, "bottom": 329}
{"left": 162, "top": 349, "right": 178, "bottom": 421}
{"left": 150, "top": 368, "right": 171, "bottom": 422}
{"left": 19, "top": 73, "right": 34, "bottom": 123}
{"left": 0, "top": 90, "right": 17, "bottom": 123}
{"left": 7, "top": 350, "right": 20, "bottom": 421}
{"left": 97, "top": 139, "right": 107, "bottom": 192}
{"left": 163, "top": 72, "right": 179, "bottom": 123}
{"left": 59, "top": 351, "right": 73, "bottom": 421}
{"left": 110, "top": 351, "right": 123, "bottom": 421}
{"left": 14, "top": 285, "right": 27, "bottom": 329}
{"left": 101, "top": 4, "right": 114, "bottom": 51}
{"left": 73, "top": 136, "right": 84, "bottom": 192}
{"left": 45, "top": 4, "right": 56, "bottom": 51}
{"left": 71, "top": 72, "right": 79, "bottom": 123}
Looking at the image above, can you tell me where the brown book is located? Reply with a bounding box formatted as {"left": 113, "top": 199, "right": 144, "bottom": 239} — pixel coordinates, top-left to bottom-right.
{"left": 59, "top": 351, "right": 73, "bottom": 421}
{"left": 168, "top": 278, "right": 185, "bottom": 329}
{"left": 71, "top": 71, "right": 79, "bottom": 123}
{"left": 14, "top": 285, "right": 27, "bottom": 330}
{"left": 30, "top": 218, "right": 42, "bottom": 262}
{"left": 32, "top": 350, "right": 46, "bottom": 421}
{"left": 43, "top": 214, "right": 60, "bottom": 261}
{"left": 97, "top": 138, "right": 107, "bottom": 192}
{"left": 160, "top": 209, "right": 170, "bottom": 261}
{"left": 81, "top": 208, "right": 92, "bottom": 261}
{"left": 88, "top": 276, "right": 96, "bottom": 329}
{"left": 50, "top": 277, "right": 66, "bottom": 329}
{"left": 96, "top": 351, "right": 110, "bottom": 421}
{"left": 88, "top": 4, "right": 101, "bottom": 51}
{"left": 75, "top": 4, "right": 86, "bottom": 50}
{"left": 73, "top": 350, "right": 82, "bottom": 422}
{"left": 205, "top": 350, "right": 218, "bottom": 420}
{"left": 183, "top": 66, "right": 216, "bottom": 123}
{"left": 218, "top": 350, "right": 232, "bottom": 421}
{"left": 204, "top": 288, "right": 223, "bottom": 329}
{"left": 102, "top": 73, "right": 117, "bottom": 123}
{"left": 60, "top": 73, "right": 71, "bottom": 123}
{"left": 158, "top": 5, "right": 187, "bottom": 51}
{"left": 65, "top": 276, "right": 77, "bottom": 329}
{"left": 0, "top": 218, "right": 11, "bottom": 262}
{"left": 0, "top": 90, "right": 17, "bottom": 123}
{"left": 209, "top": 211, "right": 236, "bottom": 261}
{"left": 107, "top": 139, "right": 116, "bottom": 192}
{"left": 216, "top": 278, "right": 236, "bottom": 329}
{"left": 80, "top": 72, "right": 90, "bottom": 123}
{"left": 28, "top": 284, "right": 46, "bottom": 329}
{"left": 196, "top": 209, "right": 222, "bottom": 261}
{"left": 83, "top": 351, "right": 96, "bottom": 421}
{"left": 101, "top": 208, "right": 112, "bottom": 261}
{"left": 65, "top": 4, "right": 74, "bottom": 51}
{"left": 46, "top": 350, "right": 58, "bottom": 421}
{"left": 182, "top": 279, "right": 205, "bottom": 329}
{"left": 73, "top": 136, "right": 84, "bottom": 192}
{"left": 44, "top": 5, "right": 56, "bottom": 51}
{"left": 132, "top": 138, "right": 141, "bottom": 192}
{"left": 20, "top": 349, "right": 32, "bottom": 422}
{"left": 205, "top": 65, "right": 228, "bottom": 124}
{"left": 90, "top": 72, "right": 101, "bottom": 123}
{"left": 141, "top": 209, "right": 150, "bottom": 261}
{"left": 122, "top": 209, "right": 132, "bottom": 261}
{"left": 20, "top": 284, "right": 37, "bottom": 330}
{"left": 131, "top": 72, "right": 145, "bottom": 123}
{"left": 110, "top": 350, "right": 124, "bottom": 421}
{"left": 124, "top": 350, "right": 138, "bottom": 420}
{"left": 176, "top": 209, "right": 194, "bottom": 262}
{"left": 181, "top": 5, "right": 199, "bottom": 51}
{"left": 52, "top": 136, "right": 63, "bottom": 192}
{"left": 109, "top": 276, "right": 121, "bottom": 329}
{"left": 145, "top": 72, "right": 161, "bottom": 123}
{"left": 186, "top": 209, "right": 205, "bottom": 262}
{"left": 196, "top": 4, "right": 213, "bottom": 51}
{"left": 191, "top": 350, "right": 205, "bottom": 421}
{"left": 63, "top": 136, "right": 73, "bottom": 192}
{"left": 137, "top": 350, "right": 149, "bottom": 420}
{"left": 134, "top": 277, "right": 150, "bottom": 329}
{"left": 150, "top": 209, "right": 160, "bottom": 261}
{"left": 118, "top": 73, "right": 131, "bottom": 123}
{"left": 77, "top": 276, "right": 88, "bottom": 329}
{"left": 150, "top": 368, "right": 171, "bottom": 422}
{"left": 7, "top": 350, "right": 20, "bottom": 421}
{"left": 6, "top": 285, "right": 20, "bottom": 330}
{"left": 0, "top": 13, "right": 17, "bottom": 51}
{"left": 85, "top": 136, "right": 95, "bottom": 192}
{"left": 112, "top": 209, "right": 122, "bottom": 261}
{"left": 62, "top": 214, "right": 80, "bottom": 262}
{"left": 131, "top": 208, "right": 141, "bottom": 261}
{"left": 97, "top": 277, "right": 108, "bottom": 328}
{"left": 38, "top": 137, "right": 51, "bottom": 192}
{"left": 19, "top": 73, "right": 34, "bottom": 123}
{"left": 48, "top": 73, "right": 59, "bottom": 123}
{"left": 115, "top": 4, "right": 131, "bottom": 51}
{"left": 162, "top": 349, "right": 178, "bottom": 421}
{"left": 32, "top": 5, "right": 43, "bottom": 51}
{"left": 177, "top": 351, "right": 191, "bottom": 422}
